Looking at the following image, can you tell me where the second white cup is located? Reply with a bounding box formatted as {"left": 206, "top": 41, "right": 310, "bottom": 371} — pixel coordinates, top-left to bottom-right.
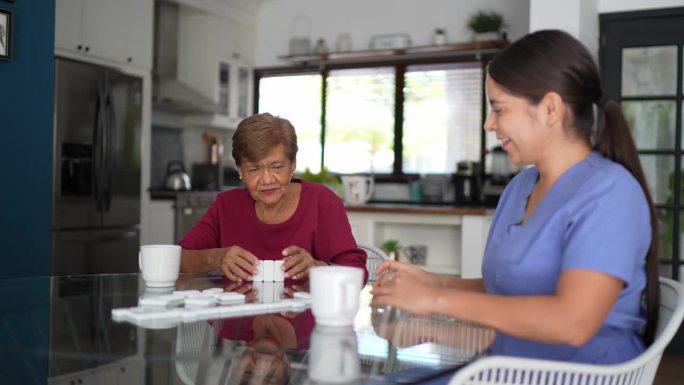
{"left": 309, "top": 265, "right": 364, "bottom": 327}
{"left": 139, "top": 244, "right": 181, "bottom": 287}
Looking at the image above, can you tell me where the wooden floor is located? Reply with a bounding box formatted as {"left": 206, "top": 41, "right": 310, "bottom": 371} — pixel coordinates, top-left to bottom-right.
{"left": 654, "top": 354, "right": 684, "bottom": 385}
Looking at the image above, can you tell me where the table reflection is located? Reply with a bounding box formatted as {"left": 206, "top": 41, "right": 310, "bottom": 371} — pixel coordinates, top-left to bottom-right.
{"left": 189, "top": 308, "right": 314, "bottom": 384}
{"left": 0, "top": 273, "right": 493, "bottom": 384}
{"left": 309, "top": 326, "right": 359, "bottom": 383}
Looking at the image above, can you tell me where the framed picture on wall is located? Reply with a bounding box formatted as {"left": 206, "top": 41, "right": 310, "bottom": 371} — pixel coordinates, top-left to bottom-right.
{"left": 0, "top": 8, "right": 12, "bottom": 61}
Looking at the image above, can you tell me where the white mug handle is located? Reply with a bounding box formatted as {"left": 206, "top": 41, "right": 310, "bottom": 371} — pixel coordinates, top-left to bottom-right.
{"left": 365, "top": 177, "right": 374, "bottom": 201}
{"left": 138, "top": 251, "right": 142, "bottom": 271}
{"left": 342, "top": 281, "right": 356, "bottom": 312}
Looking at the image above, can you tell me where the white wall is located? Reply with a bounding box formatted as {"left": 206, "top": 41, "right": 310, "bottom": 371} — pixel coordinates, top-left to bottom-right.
{"left": 530, "top": 1, "right": 581, "bottom": 35}
{"left": 253, "top": 0, "right": 684, "bottom": 68}
{"left": 254, "top": 0, "right": 530, "bottom": 67}
{"left": 524, "top": 0, "right": 683, "bottom": 61}
{"left": 529, "top": 0, "right": 599, "bottom": 58}
{"left": 599, "top": 0, "right": 684, "bottom": 13}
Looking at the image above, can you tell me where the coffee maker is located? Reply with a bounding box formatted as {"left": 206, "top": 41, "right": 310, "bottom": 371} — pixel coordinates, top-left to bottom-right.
{"left": 453, "top": 161, "right": 481, "bottom": 205}
{"left": 481, "top": 146, "right": 511, "bottom": 206}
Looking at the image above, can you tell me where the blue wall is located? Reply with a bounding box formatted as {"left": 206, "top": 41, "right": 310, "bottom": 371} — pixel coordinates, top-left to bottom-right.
{"left": 0, "top": 1, "right": 55, "bottom": 278}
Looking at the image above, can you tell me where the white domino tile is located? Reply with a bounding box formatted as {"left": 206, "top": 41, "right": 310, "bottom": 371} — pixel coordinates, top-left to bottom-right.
{"left": 262, "top": 260, "right": 275, "bottom": 281}
{"left": 252, "top": 282, "right": 263, "bottom": 302}
{"left": 216, "top": 292, "right": 246, "bottom": 305}
{"left": 274, "top": 282, "right": 284, "bottom": 301}
{"left": 273, "top": 261, "right": 285, "bottom": 281}
{"left": 252, "top": 261, "right": 264, "bottom": 281}
{"left": 202, "top": 288, "right": 224, "bottom": 295}
{"left": 185, "top": 296, "right": 218, "bottom": 308}
{"left": 262, "top": 282, "right": 275, "bottom": 303}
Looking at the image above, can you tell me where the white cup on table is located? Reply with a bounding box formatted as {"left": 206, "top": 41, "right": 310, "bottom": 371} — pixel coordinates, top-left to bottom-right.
{"left": 309, "top": 265, "right": 364, "bottom": 327}
{"left": 139, "top": 244, "right": 181, "bottom": 287}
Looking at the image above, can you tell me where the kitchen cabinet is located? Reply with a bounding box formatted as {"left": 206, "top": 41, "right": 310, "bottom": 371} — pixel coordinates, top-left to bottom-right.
{"left": 147, "top": 200, "right": 175, "bottom": 245}
{"left": 215, "top": 59, "right": 253, "bottom": 122}
{"left": 347, "top": 209, "right": 492, "bottom": 278}
{"left": 178, "top": 9, "right": 254, "bottom": 127}
{"left": 55, "top": 0, "right": 153, "bottom": 69}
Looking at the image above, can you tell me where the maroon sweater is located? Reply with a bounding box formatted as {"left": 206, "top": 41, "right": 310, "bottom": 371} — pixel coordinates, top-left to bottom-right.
{"left": 179, "top": 179, "right": 367, "bottom": 280}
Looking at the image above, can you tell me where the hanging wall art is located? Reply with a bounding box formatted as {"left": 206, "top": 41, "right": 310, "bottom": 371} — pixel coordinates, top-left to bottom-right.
{"left": 0, "top": 8, "right": 12, "bottom": 61}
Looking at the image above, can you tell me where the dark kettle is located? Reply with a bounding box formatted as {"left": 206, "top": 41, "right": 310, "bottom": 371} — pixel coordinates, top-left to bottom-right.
{"left": 165, "top": 161, "right": 192, "bottom": 191}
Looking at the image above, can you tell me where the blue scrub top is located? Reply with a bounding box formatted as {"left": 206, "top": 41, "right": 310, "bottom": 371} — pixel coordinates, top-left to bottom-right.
{"left": 482, "top": 152, "right": 649, "bottom": 364}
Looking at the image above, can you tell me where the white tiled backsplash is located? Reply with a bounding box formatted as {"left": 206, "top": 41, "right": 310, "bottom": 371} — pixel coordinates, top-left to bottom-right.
{"left": 180, "top": 126, "right": 234, "bottom": 168}
{"left": 151, "top": 125, "right": 235, "bottom": 189}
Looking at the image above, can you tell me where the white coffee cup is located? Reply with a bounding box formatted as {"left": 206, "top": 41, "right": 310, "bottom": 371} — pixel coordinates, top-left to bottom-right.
{"left": 309, "top": 266, "right": 364, "bottom": 326}
{"left": 138, "top": 244, "right": 181, "bottom": 287}
{"left": 308, "top": 325, "right": 360, "bottom": 383}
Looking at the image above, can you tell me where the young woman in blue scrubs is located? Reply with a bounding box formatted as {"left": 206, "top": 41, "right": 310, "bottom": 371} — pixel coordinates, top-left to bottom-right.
{"left": 372, "top": 29, "right": 660, "bottom": 365}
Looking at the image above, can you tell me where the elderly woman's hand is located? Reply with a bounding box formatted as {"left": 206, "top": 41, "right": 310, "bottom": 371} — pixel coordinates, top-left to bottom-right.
{"left": 213, "top": 246, "right": 259, "bottom": 281}
{"left": 281, "top": 246, "right": 317, "bottom": 279}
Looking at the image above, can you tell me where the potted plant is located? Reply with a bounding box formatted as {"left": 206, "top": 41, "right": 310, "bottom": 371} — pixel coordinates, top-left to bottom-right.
{"left": 380, "top": 239, "right": 401, "bottom": 261}
{"left": 296, "top": 167, "right": 342, "bottom": 196}
{"left": 467, "top": 10, "right": 504, "bottom": 42}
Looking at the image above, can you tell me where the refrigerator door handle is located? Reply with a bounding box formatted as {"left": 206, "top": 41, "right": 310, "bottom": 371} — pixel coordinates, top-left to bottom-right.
{"left": 93, "top": 86, "right": 107, "bottom": 213}
{"left": 103, "top": 85, "right": 116, "bottom": 212}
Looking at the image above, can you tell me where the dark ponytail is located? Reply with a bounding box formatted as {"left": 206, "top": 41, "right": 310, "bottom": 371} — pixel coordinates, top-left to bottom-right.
{"left": 488, "top": 30, "right": 659, "bottom": 345}
{"left": 595, "top": 100, "right": 660, "bottom": 345}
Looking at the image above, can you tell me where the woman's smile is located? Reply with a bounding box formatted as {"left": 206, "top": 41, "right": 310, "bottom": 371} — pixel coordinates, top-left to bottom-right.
{"left": 259, "top": 187, "right": 280, "bottom": 195}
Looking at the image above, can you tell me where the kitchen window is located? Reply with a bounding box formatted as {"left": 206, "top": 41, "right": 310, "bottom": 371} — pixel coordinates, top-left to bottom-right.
{"left": 257, "top": 72, "right": 323, "bottom": 173}
{"left": 404, "top": 63, "right": 488, "bottom": 174}
{"left": 254, "top": 55, "right": 495, "bottom": 176}
{"left": 325, "top": 67, "right": 395, "bottom": 174}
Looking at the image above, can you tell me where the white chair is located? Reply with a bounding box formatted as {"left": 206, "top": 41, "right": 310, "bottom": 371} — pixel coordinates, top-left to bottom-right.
{"left": 359, "top": 244, "right": 390, "bottom": 283}
{"left": 173, "top": 280, "right": 222, "bottom": 385}
{"left": 448, "top": 277, "right": 684, "bottom": 385}
{"left": 175, "top": 320, "right": 219, "bottom": 385}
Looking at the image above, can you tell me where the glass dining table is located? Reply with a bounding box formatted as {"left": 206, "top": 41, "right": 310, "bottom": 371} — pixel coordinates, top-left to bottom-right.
{"left": 0, "top": 273, "right": 494, "bottom": 385}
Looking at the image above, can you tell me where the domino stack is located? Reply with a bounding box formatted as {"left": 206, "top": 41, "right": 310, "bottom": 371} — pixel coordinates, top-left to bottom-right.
{"left": 252, "top": 260, "right": 285, "bottom": 282}
{"left": 251, "top": 281, "right": 285, "bottom": 303}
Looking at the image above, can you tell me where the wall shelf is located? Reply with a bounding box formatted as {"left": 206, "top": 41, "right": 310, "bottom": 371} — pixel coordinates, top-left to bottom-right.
{"left": 278, "top": 39, "right": 509, "bottom": 66}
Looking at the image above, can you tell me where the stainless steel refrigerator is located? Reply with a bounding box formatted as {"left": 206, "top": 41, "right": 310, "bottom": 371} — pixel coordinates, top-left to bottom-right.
{"left": 52, "top": 58, "right": 142, "bottom": 275}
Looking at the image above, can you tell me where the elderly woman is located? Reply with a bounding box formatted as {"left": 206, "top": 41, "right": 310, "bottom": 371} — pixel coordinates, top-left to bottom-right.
{"left": 179, "top": 113, "right": 366, "bottom": 281}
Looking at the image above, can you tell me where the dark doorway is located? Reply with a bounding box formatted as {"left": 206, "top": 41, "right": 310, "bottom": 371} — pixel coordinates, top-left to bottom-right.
{"left": 601, "top": 8, "right": 684, "bottom": 282}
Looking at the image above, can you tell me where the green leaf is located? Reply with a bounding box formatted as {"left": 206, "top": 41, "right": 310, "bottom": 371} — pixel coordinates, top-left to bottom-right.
{"left": 467, "top": 11, "right": 504, "bottom": 33}
{"left": 380, "top": 239, "right": 401, "bottom": 253}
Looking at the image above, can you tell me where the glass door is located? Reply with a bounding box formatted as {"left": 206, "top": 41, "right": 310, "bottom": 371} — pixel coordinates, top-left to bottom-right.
{"left": 600, "top": 8, "right": 684, "bottom": 280}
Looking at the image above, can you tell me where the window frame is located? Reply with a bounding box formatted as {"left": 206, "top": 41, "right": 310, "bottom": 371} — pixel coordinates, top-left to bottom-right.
{"left": 253, "top": 52, "right": 497, "bottom": 178}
